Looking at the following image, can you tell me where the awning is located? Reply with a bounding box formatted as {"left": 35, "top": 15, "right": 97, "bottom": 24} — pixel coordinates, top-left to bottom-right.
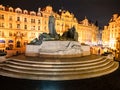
{"left": 8, "top": 40, "right": 13, "bottom": 43}
{"left": 0, "top": 40, "right": 5, "bottom": 43}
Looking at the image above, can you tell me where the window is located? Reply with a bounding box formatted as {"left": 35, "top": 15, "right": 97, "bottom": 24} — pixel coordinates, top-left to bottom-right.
{"left": 24, "top": 25, "right": 27, "bottom": 29}
{"left": 9, "top": 9, "right": 13, "bottom": 12}
{"left": 9, "top": 7, "right": 13, "bottom": 12}
{"left": 17, "top": 17, "right": 20, "bottom": 21}
{"left": 2, "top": 32, "right": 4, "bottom": 37}
{"left": 0, "top": 31, "right": 4, "bottom": 37}
{"left": 24, "top": 18, "right": 27, "bottom": 22}
{"left": 44, "top": 26, "right": 46, "bottom": 31}
{"left": 30, "top": 11, "right": 36, "bottom": 16}
{"left": 1, "top": 15, "right": 4, "bottom": 19}
{"left": 38, "top": 26, "right": 40, "bottom": 30}
{"left": 0, "top": 23, "right": 4, "bottom": 27}
{"left": 38, "top": 20, "right": 40, "bottom": 24}
{"left": 17, "top": 24, "right": 20, "bottom": 29}
{"left": 0, "top": 31, "right": 1, "bottom": 36}
{"left": 31, "top": 26, "right": 35, "bottom": 30}
{"left": 31, "top": 33, "right": 35, "bottom": 38}
{"left": 15, "top": 8, "right": 22, "bottom": 14}
{"left": 33, "top": 26, "right": 35, "bottom": 30}
{"left": 45, "top": 21, "right": 47, "bottom": 24}
{"left": 23, "top": 10, "right": 28, "bottom": 14}
{"left": 9, "top": 32, "right": 12, "bottom": 36}
{"left": 0, "top": 7, "right": 4, "bottom": 10}
{"left": 9, "top": 16, "right": 12, "bottom": 21}
{"left": 0, "top": 15, "right": 4, "bottom": 20}
{"left": 9, "top": 23, "right": 12, "bottom": 28}
{"left": 31, "top": 19, "right": 35, "bottom": 23}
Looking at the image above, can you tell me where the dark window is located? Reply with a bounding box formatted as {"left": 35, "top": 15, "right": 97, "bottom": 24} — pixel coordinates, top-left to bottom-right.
{"left": 17, "top": 17, "right": 20, "bottom": 21}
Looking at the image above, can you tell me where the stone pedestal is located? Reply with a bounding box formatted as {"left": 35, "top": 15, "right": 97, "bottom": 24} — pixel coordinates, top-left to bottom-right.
{"left": 25, "top": 41, "right": 90, "bottom": 58}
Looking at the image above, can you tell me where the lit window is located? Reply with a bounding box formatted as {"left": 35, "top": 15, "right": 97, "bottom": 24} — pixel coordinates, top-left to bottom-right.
{"left": 24, "top": 25, "right": 27, "bottom": 29}
{"left": 38, "top": 20, "right": 40, "bottom": 24}
{"left": 9, "top": 16, "right": 12, "bottom": 21}
{"left": 9, "top": 7, "right": 13, "bottom": 12}
{"left": 31, "top": 26, "right": 35, "bottom": 30}
{"left": 38, "top": 26, "right": 40, "bottom": 30}
{"left": 0, "top": 15, "right": 4, "bottom": 20}
{"left": 17, "top": 24, "right": 20, "bottom": 29}
{"left": 31, "top": 19, "right": 35, "bottom": 23}
{"left": 15, "top": 8, "right": 22, "bottom": 14}
{"left": 17, "top": 17, "right": 20, "bottom": 21}
{"left": 0, "top": 7, "right": 4, "bottom": 10}
{"left": 9, "top": 32, "right": 12, "bottom": 36}
{"left": 24, "top": 18, "right": 27, "bottom": 22}
{"left": 9, "top": 23, "right": 12, "bottom": 28}
{"left": 0, "top": 23, "right": 4, "bottom": 27}
{"left": 23, "top": 10, "right": 28, "bottom": 14}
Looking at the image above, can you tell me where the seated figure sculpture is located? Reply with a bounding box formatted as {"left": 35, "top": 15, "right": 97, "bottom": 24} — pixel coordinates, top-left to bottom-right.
{"left": 62, "top": 26, "right": 78, "bottom": 41}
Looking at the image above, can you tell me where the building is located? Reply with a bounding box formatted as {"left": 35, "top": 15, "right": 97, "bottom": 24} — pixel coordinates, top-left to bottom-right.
{"left": 102, "top": 14, "right": 120, "bottom": 50}
{"left": 0, "top": 4, "right": 98, "bottom": 51}
{"left": 78, "top": 17, "right": 98, "bottom": 45}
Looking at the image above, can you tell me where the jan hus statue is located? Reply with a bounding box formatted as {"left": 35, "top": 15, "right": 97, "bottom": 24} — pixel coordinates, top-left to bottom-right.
{"left": 48, "top": 14, "right": 57, "bottom": 37}
{"left": 29, "top": 14, "right": 78, "bottom": 45}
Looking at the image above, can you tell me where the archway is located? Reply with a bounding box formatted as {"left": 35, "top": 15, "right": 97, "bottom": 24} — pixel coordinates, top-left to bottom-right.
{"left": 16, "top": 41, "right": 21, "bottom": 48}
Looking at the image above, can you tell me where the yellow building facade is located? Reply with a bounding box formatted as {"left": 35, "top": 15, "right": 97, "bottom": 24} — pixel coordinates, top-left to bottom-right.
{"left": 78, "top": 17, "right": 98, "bottom": 45}
{"left": 0, "top": 5, "right": 98, "bottom": 51}
{"left": 102, "top": 14, "right": 120, "bottom": 50}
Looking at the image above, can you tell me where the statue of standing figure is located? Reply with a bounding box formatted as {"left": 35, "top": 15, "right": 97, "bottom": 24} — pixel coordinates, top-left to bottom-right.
{"left": 48, "top": 14, "right": 57, "bottom": 37}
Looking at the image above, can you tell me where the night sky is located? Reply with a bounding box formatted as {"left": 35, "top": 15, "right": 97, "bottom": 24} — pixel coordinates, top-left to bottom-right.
{"left": 0, "top": 0, "right": 120, "bottom": 28}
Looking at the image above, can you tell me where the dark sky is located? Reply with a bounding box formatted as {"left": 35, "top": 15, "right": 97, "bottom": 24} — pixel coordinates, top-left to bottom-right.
{"left": 0, "top": 0, "right": 120, "bottom": 28}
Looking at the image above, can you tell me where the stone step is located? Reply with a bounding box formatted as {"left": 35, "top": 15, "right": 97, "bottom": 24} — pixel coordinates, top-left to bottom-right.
{"left": 0, "top": 62, "right": 118, "bottom": 80}
{"left": 5, "top": 57, "right": 105, "bottom": 68}
{"left": 2, "top": 59, "right": 111, "bottom": 70}
{"left": 0, "top": 60, "right": 115, "bottom": 75}
{"left": 0, "top": 55, "right": 119, "bottom": 81}
{"left": 8, "top": 56, "right": 104, "bottom": 65}
{"left": 3, "top": 58, "right": 109, "bottom": 68}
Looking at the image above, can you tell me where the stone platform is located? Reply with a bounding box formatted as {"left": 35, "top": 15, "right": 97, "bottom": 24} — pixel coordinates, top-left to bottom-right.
{"left": 25, "top": 41, "right": 90, "bottom": 58}
{"left": 0, "top": 55, "right": 119, "bottom": 81}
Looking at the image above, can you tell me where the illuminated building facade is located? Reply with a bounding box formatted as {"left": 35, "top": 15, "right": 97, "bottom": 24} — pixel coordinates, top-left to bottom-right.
{"left": 78, "top": 17, "right": 98, "bottom": 45}
{"left": 102, "top": 14, "right": 120, "bottom": 50}
{"left": 0, "top": 4, "right": 98, "bottom": 51}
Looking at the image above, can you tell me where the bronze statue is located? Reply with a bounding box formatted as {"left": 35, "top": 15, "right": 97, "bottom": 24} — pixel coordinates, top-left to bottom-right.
{"left": 28, "top": 15, "right": 78, "bottom": 45}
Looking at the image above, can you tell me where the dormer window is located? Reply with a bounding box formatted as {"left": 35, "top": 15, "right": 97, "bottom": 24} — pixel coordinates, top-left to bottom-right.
{"left": 37, "top": 13, "right": 41, "bottom": 16}
{"left": 30, "top": 11, "right": 36, "bottom": 16}
{"left": 9, "top": 7, "right": 13, "bottom": 12}
{"left": 15, "top": 8, "right": 22, "bottom": 14}
{"left": 0, "top": 7, "right": 4, "bottom": 10}
{"left": 0, "top": 5, "right": 5, "bottom": 10}
{"left": 23, "top": 10, "right": 28, "bottom": 14}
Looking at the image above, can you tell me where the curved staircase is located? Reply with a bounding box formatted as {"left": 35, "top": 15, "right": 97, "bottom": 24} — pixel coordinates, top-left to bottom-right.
{"left": 0, "top": 55, "right": 119, "bottom": 80}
